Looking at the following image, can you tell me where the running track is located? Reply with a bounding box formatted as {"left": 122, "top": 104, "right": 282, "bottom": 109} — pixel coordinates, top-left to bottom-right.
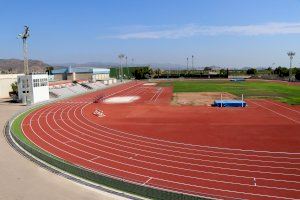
{"left": 21, "top": 81, "right": 300, "bottom": 200}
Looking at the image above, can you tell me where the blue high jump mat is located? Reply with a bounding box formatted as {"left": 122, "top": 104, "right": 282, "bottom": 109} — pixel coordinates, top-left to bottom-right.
{"left": 213, "top": 100, "right": 247, "bottom": 107}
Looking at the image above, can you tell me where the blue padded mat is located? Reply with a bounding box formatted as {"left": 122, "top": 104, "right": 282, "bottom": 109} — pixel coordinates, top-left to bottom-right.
{"left": 213, "top": 100, "right": 247, "bottom": 107}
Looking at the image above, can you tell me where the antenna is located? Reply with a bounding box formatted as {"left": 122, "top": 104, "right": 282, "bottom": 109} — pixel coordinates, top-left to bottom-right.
{"left": 18, "top": 26, "right": 30, "bottom": 75}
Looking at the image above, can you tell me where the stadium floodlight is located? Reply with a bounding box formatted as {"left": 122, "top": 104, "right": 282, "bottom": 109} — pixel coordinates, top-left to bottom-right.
{"left": 287, "top": 51, "right": 296, "bottom": 82}
{"left": 191, "top": 55, "right": 194, "bottom": 70}
{"left": 125, "top": 56, "right": 129, "bottom": 79}
{"left": 186, "top": 57, "right": 189, "bottom": 71}
{"left": 118, "top": 54, "right": 125, "bottom": 82}
{"left": 18, "top": 25, "right": 30, "bottom": 75}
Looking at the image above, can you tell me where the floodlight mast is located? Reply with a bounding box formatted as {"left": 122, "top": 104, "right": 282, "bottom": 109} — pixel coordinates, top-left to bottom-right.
{"left": 125, "top": 56, "right": 129, "bottom": 79}
{"left": 287, "top": 51, "right": 296, "bottom": 82}
{"left": 192, "top": 55, "right": 194, "bottom": 70}
{"left": 186, "top": 57, "right": 189, "bottom": 71}
{"left": 18, "top": 26, "right": 30, "bottom": 75}
{"left": 118, "top": 54, "right": 125, "bottom": 82}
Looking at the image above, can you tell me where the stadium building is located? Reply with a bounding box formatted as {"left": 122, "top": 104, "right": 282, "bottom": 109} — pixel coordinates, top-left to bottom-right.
{"left": 51, "top": 66, "right": 110, "bottom": 82}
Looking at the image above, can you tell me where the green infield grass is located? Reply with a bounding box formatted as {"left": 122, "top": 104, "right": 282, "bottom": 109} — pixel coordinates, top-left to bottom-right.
{"left": 158, "top": 80, "right": 300, "bottom": 105}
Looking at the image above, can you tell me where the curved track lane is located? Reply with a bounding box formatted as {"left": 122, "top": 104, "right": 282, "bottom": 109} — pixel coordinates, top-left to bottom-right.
{"left": 22, "top": 81, "right": 300, "bottom": 200}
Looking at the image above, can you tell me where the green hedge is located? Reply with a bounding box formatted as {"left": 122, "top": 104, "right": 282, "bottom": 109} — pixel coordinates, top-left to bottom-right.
{"left": 10, "top": 108, "right": 208, "bottom": 200}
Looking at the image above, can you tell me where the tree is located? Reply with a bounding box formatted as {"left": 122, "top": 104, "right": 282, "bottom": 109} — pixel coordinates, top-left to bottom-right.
{"left": 11, "top": 82, "right": 18, "bottom": 92}
{"left": 295, "top": 68, "right": 300, "bottom": 80}
{"left": 246, "top": 68, "right": 257, "bottom": 75}
{"left": 274, "top": 67, "right": 289, "bottom": 77}
{"left": 155, "top": 68, "right": 162, "bottom": 78}
{"left": 45, "top": 66, "right": 54, "bottom": 74}
{"left": 133, "top": 67, "right": 152, "bottom": 79}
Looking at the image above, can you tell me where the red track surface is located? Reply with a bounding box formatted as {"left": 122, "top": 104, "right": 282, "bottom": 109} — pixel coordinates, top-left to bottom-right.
{"left": 22, "top": 81, "right": 300, "bottom": 200}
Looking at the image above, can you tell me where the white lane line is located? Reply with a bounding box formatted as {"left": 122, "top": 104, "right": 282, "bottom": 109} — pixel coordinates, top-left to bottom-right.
{"left": 64, "top": 104, "right": 300, "bottom": 182}
{"left": 80, "top": 101, "right": 300, "bottom": 157}
{"left": 23, "top": 85, "right": 300, "bottom": 200}
{"left": 264, "top": 100, "right": 300, "bottom": 115}
{"left": 248, "top": 100, "right": 300, "bottom": 124}
{"left": 54, "top": 102, "right": 300, "bottom": 189}
{"left": 23, "top": 109, "right": 300, "bottom": 200}
{"left": 154, "top": 87, "right": 164, "bottom": 102}
{"left": 90, "top": 156, "right": 100, "bottom": 161}
{"left": 75, "top": 107, "right": 300, "bottom": 169}
{"left": 28, "top": 105, "right": 300, "bottom": 199}
{"left": 143, "top": 177, "right": 152, "bottom": 185}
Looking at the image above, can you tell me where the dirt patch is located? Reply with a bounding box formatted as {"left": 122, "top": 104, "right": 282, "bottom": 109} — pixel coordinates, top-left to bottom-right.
{"left": 172, "top": 92, "right": 238, "bottom": 106}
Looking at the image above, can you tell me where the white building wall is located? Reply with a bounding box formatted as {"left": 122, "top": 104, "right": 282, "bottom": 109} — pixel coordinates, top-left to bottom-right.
{"left": 0, "top": 74, "right": 24, "bottom": 98}
{"left": 18, "top": 74, "right": 49, "bottom": 104}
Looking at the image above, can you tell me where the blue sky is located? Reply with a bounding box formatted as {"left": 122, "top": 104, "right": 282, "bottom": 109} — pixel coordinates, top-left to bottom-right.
{"left": 1, "top": 0, "right": 300, "bottom": 68}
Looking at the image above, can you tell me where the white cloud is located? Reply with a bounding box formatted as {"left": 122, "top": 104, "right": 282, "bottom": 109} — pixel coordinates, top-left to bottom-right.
{"left": 101, "top": 22, "right": 300, "bottom": 39}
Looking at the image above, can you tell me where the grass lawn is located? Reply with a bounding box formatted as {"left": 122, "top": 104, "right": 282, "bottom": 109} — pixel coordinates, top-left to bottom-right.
{"left": 158, "top": 80, "right": 300, "bottom": 105}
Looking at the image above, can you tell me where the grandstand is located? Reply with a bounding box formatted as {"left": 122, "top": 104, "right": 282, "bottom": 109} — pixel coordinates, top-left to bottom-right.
{"left": 81, "top": 81, "right": 106, "bottom": 90}
{"left": 49, "top": 80, "right": 114, "bottom": 98}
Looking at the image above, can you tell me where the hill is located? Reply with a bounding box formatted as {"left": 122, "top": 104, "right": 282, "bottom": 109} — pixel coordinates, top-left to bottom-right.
{"left": 0, "top": 59, "right": 51, "bottom": 74}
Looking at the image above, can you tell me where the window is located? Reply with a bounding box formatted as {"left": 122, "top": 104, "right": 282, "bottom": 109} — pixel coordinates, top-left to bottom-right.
{"left": 33, "top": 79, "right": 40, "bottom": 87}
{"left": 40, "top": 78, "right": 48, "bottom": 87}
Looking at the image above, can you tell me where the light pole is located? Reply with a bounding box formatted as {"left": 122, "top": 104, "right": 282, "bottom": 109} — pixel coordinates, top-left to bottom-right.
{"left": 125, "top": 56, "right": 129, "bottom": 79}
{"left": 191, "top": 55, "right": 194, "bottom": 70}
{"left": 287, "top": 51, "right": 296, "bottom": 82}
{"left": 118, "top": 54, "right": 125, "bottom": 82}
{"left": 186, "top": 57, "right": 189, "bottom": 71}
{"left": 18, "top": 26, "right": 30, "bottom": 75}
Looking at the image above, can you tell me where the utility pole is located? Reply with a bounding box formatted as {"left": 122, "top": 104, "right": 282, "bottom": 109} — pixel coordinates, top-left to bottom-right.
{"left": 287, "top": 51, "right": 296, "bottom": 82}
{"left": 18, "top": 26, "right": 30, "bottom": 75}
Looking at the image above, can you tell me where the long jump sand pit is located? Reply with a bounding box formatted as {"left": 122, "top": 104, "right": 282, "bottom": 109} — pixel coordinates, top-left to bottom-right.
{"left": 172, "top": 92, "right": 238, "bottom": 106}
{"left": 103, "top": 96, "right": 140, "bottom": 104}
{"left": 143, "top": 83, "right": 157, "bottom": 86}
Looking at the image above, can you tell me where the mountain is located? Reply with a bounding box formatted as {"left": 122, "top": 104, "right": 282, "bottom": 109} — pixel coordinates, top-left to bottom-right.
{"left": 0, "top": 59, "right": 51, "bottom": 74}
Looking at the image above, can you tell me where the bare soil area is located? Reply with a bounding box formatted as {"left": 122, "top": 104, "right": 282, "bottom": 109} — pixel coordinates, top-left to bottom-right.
{"left": 172, "top": 92, "right": 238, "bottom": 106}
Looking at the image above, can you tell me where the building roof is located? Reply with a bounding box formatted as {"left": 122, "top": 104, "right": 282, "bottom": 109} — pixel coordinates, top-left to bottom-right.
{"left": 52, "top": 67, "right": 110, "bottom": 74}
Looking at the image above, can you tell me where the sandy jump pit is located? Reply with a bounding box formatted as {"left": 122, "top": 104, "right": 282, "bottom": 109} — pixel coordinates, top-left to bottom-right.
{"left": 143, "top": 83, "right": 157, "bottom": 86}
{"left": 172, "top": 92, "right": 238, "bottom": 106}
{"left": 103, "top": 96, "right": 140, "bottom": 104}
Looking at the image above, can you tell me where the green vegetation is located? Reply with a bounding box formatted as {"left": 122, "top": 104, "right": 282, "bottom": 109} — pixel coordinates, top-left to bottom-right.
{"left": 109, "top": 66, "right": 152, "bottom": 79}
{"left": 158, "top": 80, "right": 300, "bottom": 105}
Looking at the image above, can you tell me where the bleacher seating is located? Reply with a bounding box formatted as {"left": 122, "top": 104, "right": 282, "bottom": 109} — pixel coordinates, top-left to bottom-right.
{"left": 49, "top": 82, "right": 108, "bottom": 98}
{"left": 67, "top": 85, "right": 89, "bottom": 93}
{"left": 82, "top": 82, "right": 106, "bottom": 90}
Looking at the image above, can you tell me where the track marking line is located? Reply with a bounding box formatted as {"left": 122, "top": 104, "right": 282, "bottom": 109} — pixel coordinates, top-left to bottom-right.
{"left": 264, "top": 100, "right": 300, "bottom": 114}
{"left": 143, "top": 177, "right": 152, "bottom": 185}
{"left": 248, "top": 100, "right": 300, "bottom": 124}
{"left": 81, "top": 102, "right": 300, "bottom": 157}
{"left": 22, "top": 82, "right": 300, "bottom": 199}
{"left": 90, "top": 156, "right": 100, "bottom": 161}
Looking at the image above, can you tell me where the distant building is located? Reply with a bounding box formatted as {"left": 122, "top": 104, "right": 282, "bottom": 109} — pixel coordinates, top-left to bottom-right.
{"left": 51, "top": 66, "right": 110, "bottom": 82}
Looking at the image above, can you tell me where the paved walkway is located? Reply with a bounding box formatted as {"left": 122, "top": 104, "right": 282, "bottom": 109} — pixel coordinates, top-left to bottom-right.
{"left": 0, "top": 99, "right": 125, "bottom": 200}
